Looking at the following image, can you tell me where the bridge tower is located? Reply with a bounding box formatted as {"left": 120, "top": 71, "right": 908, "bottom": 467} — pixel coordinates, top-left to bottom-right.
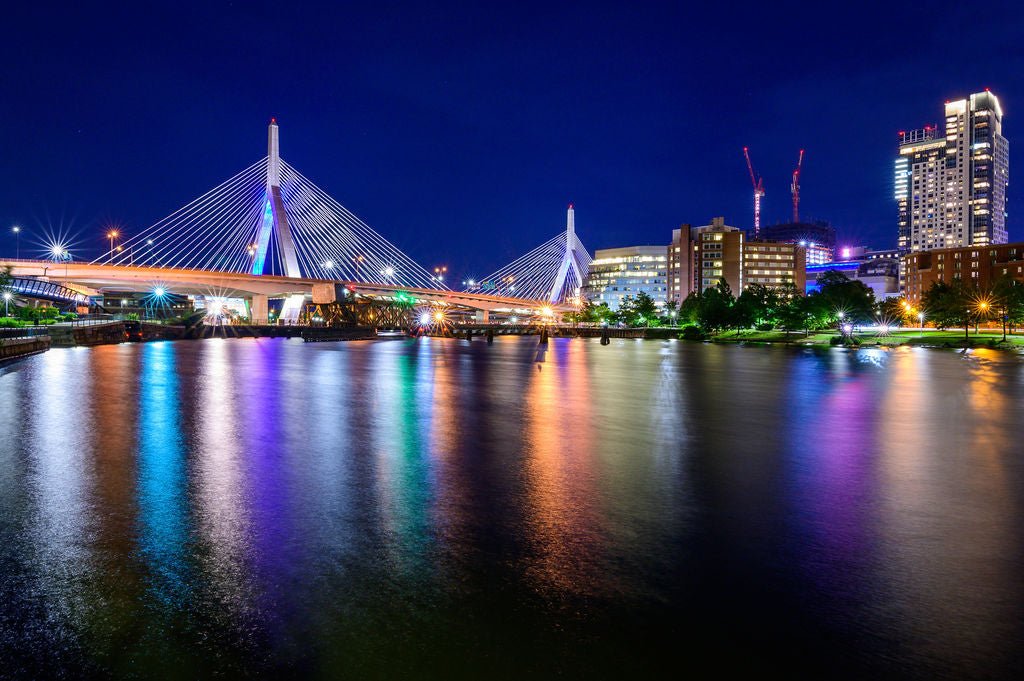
{"left": 251, "top": 119, "right": 302, "bottom": 278}
{"left": 547, "top": 203, "right": 585, "bottom": 303}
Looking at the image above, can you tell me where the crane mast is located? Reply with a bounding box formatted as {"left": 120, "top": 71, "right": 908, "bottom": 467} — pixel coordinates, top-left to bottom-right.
{"left": 791, "top": 149, "right": 805, "bottom": 223}
{"left": 743, "top": 147, "right": 765, "bottom": 238}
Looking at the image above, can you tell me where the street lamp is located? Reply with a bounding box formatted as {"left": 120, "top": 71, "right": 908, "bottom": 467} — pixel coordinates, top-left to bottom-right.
{"left": 918, "top": 311, "right": 925, "bottom": 338}
{"left": 3, "top": 291, "right": 11, "bottom": 316}
{"left": 11, "top": 226, "right": 20, "bottom": 259}
{"left": 107, "top": 230, "right": 119, "bottom": 263}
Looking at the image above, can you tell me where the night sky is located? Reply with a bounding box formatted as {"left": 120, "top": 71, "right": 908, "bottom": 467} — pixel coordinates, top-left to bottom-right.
{"left": 3, "top": 1, "right": 1024, "bottom": 279}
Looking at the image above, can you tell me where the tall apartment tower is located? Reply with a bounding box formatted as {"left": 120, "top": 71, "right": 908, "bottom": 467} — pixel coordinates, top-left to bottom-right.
{"left": 896, "top": 90, "right": 1009, "bottom": 253}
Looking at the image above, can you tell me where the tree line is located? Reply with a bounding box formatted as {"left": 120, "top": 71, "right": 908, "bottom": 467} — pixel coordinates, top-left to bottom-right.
{"left": 566, "top": 270, "right": 1024, "bottom": 337}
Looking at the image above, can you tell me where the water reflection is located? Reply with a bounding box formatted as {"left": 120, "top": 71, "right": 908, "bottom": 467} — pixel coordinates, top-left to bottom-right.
{"left": 137, "top": 341, "right": 190, "bottom": 607}
{"left": 0, "top": 338, "right": 1022, "bottom": 679}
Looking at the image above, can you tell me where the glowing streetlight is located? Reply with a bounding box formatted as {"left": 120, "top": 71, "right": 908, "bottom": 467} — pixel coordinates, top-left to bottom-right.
{"left": 323, "top": 260, "right": 335, "bottom": 271}
{"left": 153, "top": 287, "right": 166, "bottom": 297}
{"left": 433, "top": 310, "right": 445, "bottom": 322}
{"left": 11, "top": 226, "right": 21, "bottom": 259}
{"left": 382, "top": 266, "right": 395, "bottom": 279}
{"left": 107, "top": 229, "right": 119, "bottom": 263}
{"left": 3, "top": 291, "right": 11, "bottom": 316}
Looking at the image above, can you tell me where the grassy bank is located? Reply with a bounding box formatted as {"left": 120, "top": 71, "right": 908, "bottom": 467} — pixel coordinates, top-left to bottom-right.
{"left": 710, "top": 328, "right": 1024, "bottom": 350}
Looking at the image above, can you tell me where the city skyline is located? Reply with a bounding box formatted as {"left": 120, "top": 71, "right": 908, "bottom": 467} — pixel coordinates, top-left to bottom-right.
{"left": 2, "top": 3, "right": 1023, "bottom": 278}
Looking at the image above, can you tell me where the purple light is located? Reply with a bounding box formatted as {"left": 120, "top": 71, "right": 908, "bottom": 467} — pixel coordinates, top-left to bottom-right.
{"left": 841, "top": 247, "right": 852, "bottom": 259}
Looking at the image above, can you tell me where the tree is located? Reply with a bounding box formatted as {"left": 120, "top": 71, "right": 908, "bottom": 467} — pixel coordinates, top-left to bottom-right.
{"left": 618, "top": 291, "right": 660, "bottom": 327}
{"left": 696, "top": 280, "right": 735, "bottom": 332}
{"left": 877, "top": 296, "right": 911, "bottom": 326}
{"left": 660, "top": 300, "right": 680, "bottom": 327}
{"left": 922, "top": 281, "right": 972, "bottom": 338}
{"left": 632, "top": 291, "right": 660, "bottom": 327}
{"left": 815, "top": 270, "right": 876, "bottom": 324}
{"left": 679, "top": 291, "right": 701, "bottom": 326}
{"left": 736, "top": 283, "right": 784, "bottom": 329}
{"left": 991, "top": 276, "right": 1024, "bottom": 337}
{"left": 585, "top": 301, "right": 615, "bottom": 326}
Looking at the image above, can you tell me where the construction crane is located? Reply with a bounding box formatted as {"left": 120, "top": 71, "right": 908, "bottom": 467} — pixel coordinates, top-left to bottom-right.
{"left": 791, "top": 149, "right": 805, "bottom": 223}
{"left": 743, "top": 147, "right": 765, "bottom": 238}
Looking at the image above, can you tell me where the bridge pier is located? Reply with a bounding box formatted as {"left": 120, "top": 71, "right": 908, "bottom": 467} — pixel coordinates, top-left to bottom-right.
{"left": 250, "top": 295, "right": 268, "bottom": 324}
{"left": 475, "top": 310, "right": 489, "bottom": 324}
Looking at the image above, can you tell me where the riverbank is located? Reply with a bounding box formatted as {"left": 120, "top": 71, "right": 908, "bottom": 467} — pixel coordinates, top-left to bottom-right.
{"left": 710, "top": 328, "right": 1024, "bottom": 351}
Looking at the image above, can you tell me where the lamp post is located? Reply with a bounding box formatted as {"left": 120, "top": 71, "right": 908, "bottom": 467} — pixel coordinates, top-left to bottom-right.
{"left": 107, "top": 230, "right": 119, "bottom": 263}
{"left": 918, "top": 311, "right": 924, "bottom": 338}
{"left": 3, "top": 291, "right": 11, "bottom": 316}
{"left": 976, "top": 300, "right": 989, "bottom": 335}
{"left": 11, "top": 226, "right": 20, "bottom": 259}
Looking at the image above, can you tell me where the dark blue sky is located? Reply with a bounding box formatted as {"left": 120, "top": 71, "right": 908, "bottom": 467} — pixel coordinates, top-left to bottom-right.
{"left": 2, "top": 1, "right": 1023, "bottom": 278}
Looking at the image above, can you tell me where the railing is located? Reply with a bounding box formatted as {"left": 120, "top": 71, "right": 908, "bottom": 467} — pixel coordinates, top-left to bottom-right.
{"left": 0, "top": 326, "right": 52, "bottom": 340}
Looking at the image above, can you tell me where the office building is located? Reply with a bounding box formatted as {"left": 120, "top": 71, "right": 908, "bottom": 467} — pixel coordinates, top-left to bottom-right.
{"left": 896, "top": 90, "right": 1008, "bottom": 253}
{"left": 690, "top": 216, "right": 806, "bottom": 294}
{"left": 582, "top": 245, "right": 669, "bottom": 310}
{"left": 743, "top": 241, "right": 806, "bottom": 291}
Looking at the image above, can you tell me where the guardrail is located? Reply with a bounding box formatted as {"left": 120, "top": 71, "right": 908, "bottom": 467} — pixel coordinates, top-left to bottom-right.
{"left": 0, "top": 326, "right": 52, "bottom": 340}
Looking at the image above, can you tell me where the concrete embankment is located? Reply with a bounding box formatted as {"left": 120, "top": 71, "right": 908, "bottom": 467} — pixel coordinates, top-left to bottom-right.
{"left": 49, "top": 322, "right": 186, "bottom": 347}
{"left": 0, "top": 336, "right": 51, "bottom": 362}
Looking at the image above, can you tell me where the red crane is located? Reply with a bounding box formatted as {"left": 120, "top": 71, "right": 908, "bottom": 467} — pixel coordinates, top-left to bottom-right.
{"left": 743, "top": 147, "right": 765, "bottom": 238}
{"left": 791, "top": 149, "right": 805, "bottom": 223}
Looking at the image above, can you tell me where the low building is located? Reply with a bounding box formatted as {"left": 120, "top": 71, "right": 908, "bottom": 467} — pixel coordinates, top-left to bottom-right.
{"left": 902, "top": 243, "right": 1024, "bottom": 303}
{"left": 806, "top": 249, "right": 900, "bottom": 299}
{"left": 582, "top": 245, "right": 669, "bottom": 310}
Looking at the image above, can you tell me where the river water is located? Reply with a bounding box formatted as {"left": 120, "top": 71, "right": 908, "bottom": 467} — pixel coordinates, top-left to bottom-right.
{"left": 1, "top": 337, "right": 1022, "bottom": 679}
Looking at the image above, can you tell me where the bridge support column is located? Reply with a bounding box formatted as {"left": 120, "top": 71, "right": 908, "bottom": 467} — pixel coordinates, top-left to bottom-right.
{"left": 475, "top": 310, "right": 489, "bottom": 323}
{"left": 251, "top": 295, "right": 268, "bottom": 324}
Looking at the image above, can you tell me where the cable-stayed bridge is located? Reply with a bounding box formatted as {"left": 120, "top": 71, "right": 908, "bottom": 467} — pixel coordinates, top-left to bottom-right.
{"left": 2, "top": 121, "right": 592, "bottom": 324}
{"left": 464, "top": 204, "right": 591, "bottom": 304}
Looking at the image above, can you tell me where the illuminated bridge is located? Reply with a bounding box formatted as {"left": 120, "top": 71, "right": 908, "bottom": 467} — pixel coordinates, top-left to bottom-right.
{"left": 1, "top": 121, "right": 591, "bottom": 326}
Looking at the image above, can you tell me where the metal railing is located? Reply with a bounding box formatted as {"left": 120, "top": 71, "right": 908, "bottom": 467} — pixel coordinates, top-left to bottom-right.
{"left": 0, "top": 326, "right": 51, "bottom": 340}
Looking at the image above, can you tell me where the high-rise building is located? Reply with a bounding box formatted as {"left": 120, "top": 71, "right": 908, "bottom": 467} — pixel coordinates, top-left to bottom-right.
{"left": 694, "top": 220, "right": 744, "bottom": 292}
{"left": 896, "top": 90, "right": 1009, "bottom": 253}
{"left": 667, "top": 225, "right": 692, "bottom": 304}
{"left": 582, "top": 245, "right": 669, "bottom": 310}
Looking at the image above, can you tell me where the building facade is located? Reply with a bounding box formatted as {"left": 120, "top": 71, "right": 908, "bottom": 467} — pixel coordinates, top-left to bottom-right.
{"left": 742, "top": 242, "right": 806, "bottom": 291}
{"left": 582, "top": 245, "right": 669, "bottom": 310}
{"left": 902, "top": 243, "right": 1024, "bottom": 303}
{"left": 667, "top": 226, "right": 692, "bottom": 305}
{"left": 695, "top": 223, "right": 744, "bottom": 293}
{"left": 759, "top": 220, "right": 836, "bottom": 265}
{"left": 806, "top": 250, "right": 900, "bottom": 299}
{"left": 896, "top": 90, "right": 1009, "bottom": 253}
